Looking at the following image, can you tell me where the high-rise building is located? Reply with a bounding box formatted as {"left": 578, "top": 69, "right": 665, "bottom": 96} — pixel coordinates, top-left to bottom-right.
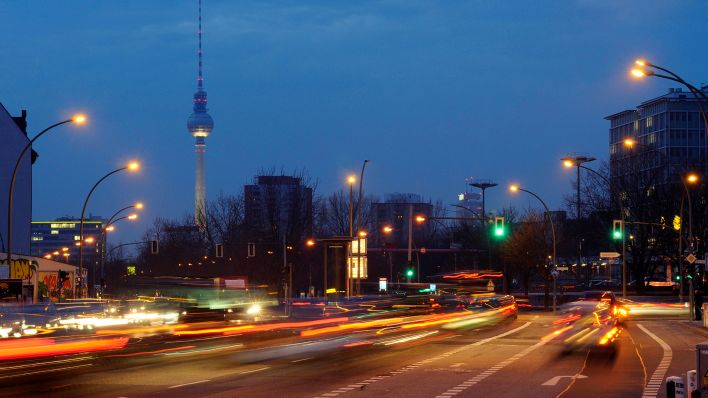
{"left": 187, "top": 0, "right": 214, "bottom": 228}
{"left": 607, "top": 86, "right": 708, "bottom": 192}
{"left": 0, "top": 105, "right": 34, "bottom": 257}
{"left": 244, "top": 176, "right": 313, "bottom": 236}
{"left": 30, "top": 217, "right": 104, "bottom": 271}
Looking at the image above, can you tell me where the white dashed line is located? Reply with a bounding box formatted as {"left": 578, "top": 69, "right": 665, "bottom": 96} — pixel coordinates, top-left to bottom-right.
{"left": 637, "top": 324, "right": 672, "bottom": 398}
{"left": 312, "top": 321, "right": 533, "bottom": 398}
{"left": 434, "top": 336, "right": 550, "bottom": 398}
{"left": 168, "top": 379, "right": 211, "bottom": 389}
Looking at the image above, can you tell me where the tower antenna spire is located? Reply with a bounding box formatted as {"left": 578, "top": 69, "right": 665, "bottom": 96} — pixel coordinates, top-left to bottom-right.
{"left": 197, "top": 0, "right": 203, "bottom": 89}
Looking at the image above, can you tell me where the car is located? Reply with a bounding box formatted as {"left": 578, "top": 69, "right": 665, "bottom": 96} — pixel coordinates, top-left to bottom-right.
{"left": 557, "top": 291, "right": 627, "bottom": 355}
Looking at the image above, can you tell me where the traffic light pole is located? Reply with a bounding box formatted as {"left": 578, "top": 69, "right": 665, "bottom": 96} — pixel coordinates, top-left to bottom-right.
{"left": 622, "top": 222, "right": 626, "bottom": 298}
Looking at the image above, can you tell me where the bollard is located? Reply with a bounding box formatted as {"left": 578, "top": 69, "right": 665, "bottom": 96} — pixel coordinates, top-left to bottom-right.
{"left": 689, "top": 370, "right": 698, "bottom": 393}
{"left": 667, "top": 379, "right": 675, "bottom": 398}
{"left": 698, "top": 343, "right": 708, "bottom": 394}
{"left": 667, "top": 376, "right": 686, "bottom": 398}
{"left": 703, "top": 304, "right": 708, "bottom": 328}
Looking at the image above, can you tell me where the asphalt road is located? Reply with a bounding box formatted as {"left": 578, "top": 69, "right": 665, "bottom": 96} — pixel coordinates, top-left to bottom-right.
{"left": 2, "top": 313, "right": 706, "bottom": 398}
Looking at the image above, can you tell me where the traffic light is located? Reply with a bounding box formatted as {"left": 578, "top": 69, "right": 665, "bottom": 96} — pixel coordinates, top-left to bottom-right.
{"left": 675, "top": 275, "right": 681, "bottom": 281}
{"left": 150, "top": 240, "right": 159, "bottom": 254}
{"left": 612, "top": 220, "right": 623, "bottom": 240}
{"left": 494, "top": 217, "right": 505, "bottom": 237}
{"left": 215, "top": 243, "right": 223, "bottom": 258}
{"left": 672, "top": 215, "right": 681, "bottom": 231}
{"left": 406, "top": 269, "right": 414, "bottom": 278}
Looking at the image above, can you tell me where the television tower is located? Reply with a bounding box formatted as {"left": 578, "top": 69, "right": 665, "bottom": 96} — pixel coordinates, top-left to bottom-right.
{"left": 187, "top": 0, "right": 213, "bottom": 228}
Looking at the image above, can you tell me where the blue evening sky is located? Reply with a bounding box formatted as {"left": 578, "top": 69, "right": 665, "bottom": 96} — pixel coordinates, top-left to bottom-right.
{"left": 1, "top": 1, "right": 706, "bottom": 243}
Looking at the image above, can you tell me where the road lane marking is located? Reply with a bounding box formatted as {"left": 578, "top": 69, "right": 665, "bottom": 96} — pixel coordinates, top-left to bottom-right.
{"left": 0, "top": 356, "right": 92, "bottom": 371}
{"left": 313, "top": 321, "right": 533, "bottom": 398}
{"left": 542, "top": 374, "right": 587, "bottom": 386}
{"left": 168, "top": 379, "right": 211, "bottom": 389}
{"left": 239, "top": 366, "right": 270, "bottom": 375}
{"left": 637, "top": 324, "right": 672, "bottom": 398}
{"left": 0, "top": 363, "right": 93, "bottom": 380}
{"left": 292, "top": 357, "right": 314, "bottom": 363}
{"left": 434, "top": 335, "right": 551, "bottom": 398}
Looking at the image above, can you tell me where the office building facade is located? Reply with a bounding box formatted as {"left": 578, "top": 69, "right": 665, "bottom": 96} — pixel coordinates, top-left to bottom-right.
{"left": 30, "top": 217, "right": 104, "bottom": 274}
{"left": 607, "top": 86, "right": 708, "bottom": 193}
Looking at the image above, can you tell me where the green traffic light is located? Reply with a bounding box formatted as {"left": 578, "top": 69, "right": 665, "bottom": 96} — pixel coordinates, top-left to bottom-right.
{"left": 612, "top": 230, "right": 622, "bottom": 240}
{"left": 494, "top": 227, "right": 504, "bottom": 237}
{"left": 676, "top": 275, "right": 681, "bottom": 281}
{"left": 406, "top": 269, "right": 414, "bottom": 277}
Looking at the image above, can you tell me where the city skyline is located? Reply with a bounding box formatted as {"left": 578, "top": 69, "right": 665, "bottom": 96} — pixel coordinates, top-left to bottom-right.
{"left": 1, "top": 1, "right": 706, "bottom": 244}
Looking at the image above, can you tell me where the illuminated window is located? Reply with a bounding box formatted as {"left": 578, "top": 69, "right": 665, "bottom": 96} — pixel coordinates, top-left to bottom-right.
{"left": 31, "top": 236, "right": 43, "bottom": 241}
{"left": 633, "top": 120, "right": 639, "bottom": 131}
{"left": 646, "top": 116, "right": 653, "bottom": 128}
{"left": 50, "top": 223, "right": 75, "bottom": 229}
{"left": 648, "top": 133, "right": 656, "bottom": 144}
{"left": 51, "top": 230, "right": 59, "bottom": 235}
{"left": 74, "top": 235, "right": 81, "bottom": 241}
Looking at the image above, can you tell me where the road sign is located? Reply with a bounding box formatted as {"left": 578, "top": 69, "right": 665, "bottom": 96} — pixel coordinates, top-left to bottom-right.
{"left": 600, "top": 252, "right": 621, "bottom": 259}
{"left": 687, "top": 254, "right": 697, "bottom": 264}
{"left": 551, "top": 269, "right": 559, "bottom": 278}
{"left": 556, "top": 266, "right": 569, "bottom": 271}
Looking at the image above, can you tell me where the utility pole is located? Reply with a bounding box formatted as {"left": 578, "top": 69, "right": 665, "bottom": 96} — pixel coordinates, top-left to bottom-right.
{"left": 407, "top": 204, "right": 414, "bottom": 282}
{"left": 470, "top": 180, "right": 497, "bottom": 270}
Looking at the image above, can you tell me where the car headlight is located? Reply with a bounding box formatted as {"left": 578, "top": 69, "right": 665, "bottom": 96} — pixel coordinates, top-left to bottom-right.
{"left": 246, "top": 304, "right": 261, "bottom": 315}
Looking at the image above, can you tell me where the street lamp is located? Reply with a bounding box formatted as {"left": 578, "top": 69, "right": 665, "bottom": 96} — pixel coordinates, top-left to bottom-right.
{"left": 6, "top": 114, "right": 87, "bottom": 262}
{"left": 346, "top": 174, "right": 356, "bottom": 298}
{"left": 470, "top": 180, "right": 498, "bottom": 269}
{"left": 630, "top": 59, "right": 708, "bottom": 136}
{"left": 509, "top": 184, "right": 558, "bottom": 311}
{"left": 78, "top": 161, "right": 140, "bottom": 296}
{"left": 561, "top": 155, "right": 597, "bottom": 286}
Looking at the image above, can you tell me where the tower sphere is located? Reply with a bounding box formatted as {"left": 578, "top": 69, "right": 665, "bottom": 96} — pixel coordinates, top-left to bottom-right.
{"left": 187, "top": 110, "right": 213, "bottom": 137}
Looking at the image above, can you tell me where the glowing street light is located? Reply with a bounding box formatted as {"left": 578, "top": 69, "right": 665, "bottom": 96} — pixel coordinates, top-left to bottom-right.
{"left": 383, "top": 225, "right": 393, "bottom": 234}
{"left": 306, "top": 239, "right": 315, "bottom": 247}
{"left": 630, "top": 68, "right": 648, "bottom": 78}
{"left": 415, "top": 215, "right": 426, "bottom": 223}
{"left": 628, "top": 58, "right": 708, "bottom": 138}
{"left": 509, "top": 183, "right": 558, "bottom": 311}
{"left": 127, "top": 213, "right": 138, "bottom": 220}
{"left": 7, "top": 113, "right": 88, "bottom": 263}
{"left": 79, "top": 161, "right": 141, "bottom": 296}
{"left": 687, "top": 173, "right": 699, "bottom": 184}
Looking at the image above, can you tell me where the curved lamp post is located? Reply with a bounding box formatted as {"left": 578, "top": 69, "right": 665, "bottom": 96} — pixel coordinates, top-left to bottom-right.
{"left": 509, "top": 184, "right": 557, "bottom": 311}
{"left": 354, "top": 160, "right": 369, "bottom": 296}
{"left": 346, "top": 174, "right": 356, "bottom": 298}
{"left": 98, "top": 202, "right": 143, "bottom": 290}
{"left": 78, "top": 161, "right": 140, "bottom": 296}
{"left": 6, "top": 114, "right": 87, "bottom": 262}
{"left": 631, "top": 60, "right": 708, "bottom": 136}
